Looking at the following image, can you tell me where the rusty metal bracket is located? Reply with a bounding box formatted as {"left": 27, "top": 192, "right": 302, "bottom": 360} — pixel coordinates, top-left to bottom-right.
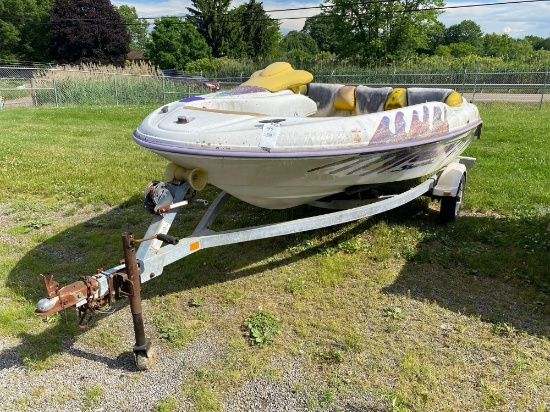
{"left": 41, "top": 275, "right": 59, "bottom": 298}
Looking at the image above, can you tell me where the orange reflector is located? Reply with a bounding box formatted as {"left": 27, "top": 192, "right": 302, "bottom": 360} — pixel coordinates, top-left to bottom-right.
{"left": 443, "top": 191, "right": 452, "bottom": 196}
{"left": 190, "top": 241, "right": 200, "bottom": 252}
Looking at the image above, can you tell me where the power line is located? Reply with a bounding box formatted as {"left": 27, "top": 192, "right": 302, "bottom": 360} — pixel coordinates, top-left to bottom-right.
{"left": 2, "top": 0, "right": 549, "bottom": 25}
{"left": 146, "top": 0, "right": 550, "bottom": 20}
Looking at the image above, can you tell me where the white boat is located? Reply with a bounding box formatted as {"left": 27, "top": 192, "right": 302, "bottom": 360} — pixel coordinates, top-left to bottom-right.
{"left": 134, "top": 63, "right": 482, "bottom": 209}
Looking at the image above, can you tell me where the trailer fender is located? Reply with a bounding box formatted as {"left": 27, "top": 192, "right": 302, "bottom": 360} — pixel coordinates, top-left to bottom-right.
{"left": 432, "top": 163, "right": 467, "bottom": 198}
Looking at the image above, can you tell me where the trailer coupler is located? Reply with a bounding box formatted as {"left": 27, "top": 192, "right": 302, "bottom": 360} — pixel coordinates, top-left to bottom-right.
{"left": 34, "top": 233, "right": 179, "bottom": 318}
{"left": 35, "top": 272, "right": 115, "bottom": 326}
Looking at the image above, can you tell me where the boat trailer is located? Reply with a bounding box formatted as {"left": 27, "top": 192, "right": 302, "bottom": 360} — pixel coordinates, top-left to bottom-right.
{"left": 34, "top": 156, "right": 475, "bottom": 370}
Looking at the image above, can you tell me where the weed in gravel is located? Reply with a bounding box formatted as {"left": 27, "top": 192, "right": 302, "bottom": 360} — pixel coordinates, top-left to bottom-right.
{"left": 313, "top": 348, "right": 344, "bottom": 364}
{"left": 512, "top": 350, "right": 533, "bottom": 375}
{"left": 533, "top": 402, "right": 549, "bottom": 412}
{"left": 285, "top": 277, "right": 306, "bottom": 294}
{"left": 11, "top": 397, "right": 29, "bottom": 410}
{"left": 337, "top": 236, "right": 367, "bottom": 253}
{"left": 222, "top": 289, "right": 244, "bottom": 305}
{"left": 491, "top": 321, "right": 517, "bottom": 337}
{"left": 380, "top": 390, "right": 413, "bottom": 412}
{"left": 187, "top": 380, "right": 222, "bottom": 412}
{"left": 160, "top": 324, "right": 186, "bottom": 342}
{"left": 243, "top": 310, "right": 279, "bottom": 347}
{"left": 86, "top": 328, "right": 123, "bottom": 350}
{"left": 22, "top": 219, "right": 54, "bottom": 233}
{"left": 153, "top": 315, "right": 186, "bottom": 343}
{"left": 383, "top": 306, "right": 405, "bottom": 319}
{"left": 341, "top": 327, "right": 366, "bottom": 352}
{"left": 319, "top": 389, "right": 337, "bottom": 407}
{"left": 189, "top": 295, "right": 205, "bottom": 307}
{"left": 83, "top": 384, "right": 102, "bottom": 409}
{"left": 154, "top": 395, "right": 178, "bottom": 412}
{"left": 479, "top": 379, "right": 507, "bottom": 409}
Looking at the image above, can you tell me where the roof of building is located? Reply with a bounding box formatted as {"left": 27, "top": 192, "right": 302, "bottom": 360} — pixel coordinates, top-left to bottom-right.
{"left": 126, "top": 50, "right": 145, "bottom": 60}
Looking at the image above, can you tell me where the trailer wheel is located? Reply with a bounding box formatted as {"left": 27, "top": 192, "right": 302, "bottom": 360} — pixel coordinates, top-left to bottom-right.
{"left": 135, "top": 351, "right": 150, "bottom": 371}
{"left": 439, "top": 173, "right": 466, "bottom": 223}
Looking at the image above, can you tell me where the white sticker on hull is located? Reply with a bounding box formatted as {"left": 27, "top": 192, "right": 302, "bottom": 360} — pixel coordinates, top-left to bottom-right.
{"left": 259, "top": 122, "right": 281, "bottom": 151}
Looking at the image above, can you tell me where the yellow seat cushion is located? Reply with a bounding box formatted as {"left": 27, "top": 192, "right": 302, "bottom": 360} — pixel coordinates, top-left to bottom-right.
{"left": 445, "top": 91, "right": 463, "bottom": 107}
{"left": 384, "top": 88, "right": 407, "bottom": 110}
{"left": 333, "top": 85, "right": 356, "bottom": 111}
{"left": 241, "top": 62, "right": 313, "bottom": 93}
{"left": 290, "top": 84, "right": 308, "bottom": 95}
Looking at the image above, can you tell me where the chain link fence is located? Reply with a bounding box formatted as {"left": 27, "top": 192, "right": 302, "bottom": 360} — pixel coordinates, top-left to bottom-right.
{"left": 0, "top": 65, "right": 217, "bottom": 109}
{"left": 1, "top": 64, "right": 549, "bottom": 110}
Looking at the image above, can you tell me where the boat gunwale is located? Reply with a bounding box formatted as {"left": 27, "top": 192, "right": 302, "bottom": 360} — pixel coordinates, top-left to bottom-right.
{"left": 133, "top": 119, "right": 482, "bottom": 159}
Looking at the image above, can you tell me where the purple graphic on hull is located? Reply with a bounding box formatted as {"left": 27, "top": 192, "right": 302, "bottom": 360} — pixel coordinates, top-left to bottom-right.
{"left": 369, "top": 106, "right": 449, "bottom": 146}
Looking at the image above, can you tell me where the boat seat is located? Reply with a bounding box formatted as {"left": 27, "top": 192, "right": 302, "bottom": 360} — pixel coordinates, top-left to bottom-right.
{"left": 383, "top": 87, "right": 463, "bottom": 110}
{"left": 307, "top": 83, "right": 356, "bottom": 117}
{"left": 242, "top": 62, "right": 313, "bottom": 92}
{"left": 355, "top": 86, "right": 393, "bottom": 114}
{"left": 384, "top": 87, "right": 462, "bottom": 110}
{"left": 305, "top": 83, "right": 464, "bottom": 117}
{"left": 334, "top": 85, "right": 356, "bottom": 111}
{"left": 406, "top": 88, "right": 462, "bottom": 107}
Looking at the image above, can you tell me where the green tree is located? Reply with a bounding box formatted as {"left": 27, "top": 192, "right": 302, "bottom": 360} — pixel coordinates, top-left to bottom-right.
{"left": 444, "top": 20, "right": 483, "bottom": 51}
{"left": 0, "top": 0, "right": 53, "bottom": 61}
{"left": 423, "top": 20, "right": 446, "bottom": 55}
{"left": 323, "top": 0, "right": 445, "bottom": 62}
{"left": 221, "top": 8, "right": 246, "bottom": 59}
{"left": 279, "top": 31, "right": 319, "bottom": 55}
{"left": 115, "top": 4, "right": 149, "bottom": 51}
{"left": 184, "top": 57, "right": 223, "bottom": 73}
{"left": 482, "top": 33, "right": 515, "bottom": 58}
{"left": 187, "top": 0, "right": 232, "bottom": 57}
{"left": 231, "top": 0, "right": 280, "bottom": 59}
{"left": 448, "top": 42, "right": 478, "bottom": 57}
{"left": 434, "top": 44, "right": 451, "bottom": 57}
{"left": 510, "top": 39, "right": 534, "bottom": 60}
{"left": 303, "top": 13, "right": 340, "bottom": 54}
{"left": 0, "top": 17, "right": 20, "bottom": 61}
{"left": 49, "top": 0, "right": 129, "bottom": 65}
{"left": 146, "top": 17, "right": 211, "bottom": 69}
{"left": 524, "top": 35, "right": 550, "bottom": 51}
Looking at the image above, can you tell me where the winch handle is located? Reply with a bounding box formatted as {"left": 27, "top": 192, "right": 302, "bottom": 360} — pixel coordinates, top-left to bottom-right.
{"left": 156, "top": 234, "right": 180, "bottom": 245}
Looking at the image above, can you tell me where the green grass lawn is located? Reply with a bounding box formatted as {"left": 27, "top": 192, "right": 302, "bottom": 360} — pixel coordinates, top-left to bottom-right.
{"left": 0, "top": 105, "right": 548, "bottom": 411}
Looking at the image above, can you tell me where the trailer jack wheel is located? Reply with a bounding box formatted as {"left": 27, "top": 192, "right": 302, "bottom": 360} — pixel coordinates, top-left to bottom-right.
{"left": 135, "top": 350, "right": 150, "bottom": 371}
{"left": 439, "top": 173, "right": 466, "bottom": 223}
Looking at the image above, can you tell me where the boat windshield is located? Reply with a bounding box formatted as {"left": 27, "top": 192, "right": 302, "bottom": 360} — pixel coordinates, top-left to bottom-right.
{"left": 216, "top": 85, "right": 268, "bottom": 97}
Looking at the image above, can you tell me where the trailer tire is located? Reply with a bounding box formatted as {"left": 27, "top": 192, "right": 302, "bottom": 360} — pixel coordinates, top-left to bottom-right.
{"left": 439, "top": 173, "right": 466, "bottom": 224}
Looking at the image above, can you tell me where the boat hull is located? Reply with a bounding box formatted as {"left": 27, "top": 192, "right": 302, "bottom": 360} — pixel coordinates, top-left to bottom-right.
{"left": 142, "top": 124, "right": 480, "bottom": 209}
{"left": 133, "top": 87, "right": 482, "bottom": 209}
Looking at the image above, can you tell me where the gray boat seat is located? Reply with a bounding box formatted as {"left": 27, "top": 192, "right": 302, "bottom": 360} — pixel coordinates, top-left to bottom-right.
{"left": 306, "top": 83, "right": 355, "bottom": 117}
{"left": 407, "top": 88, "right": 455, "bottom": 106}
{"left": 305, "top": 84, "right": 463, "bottom": 117}
{"left": 306, "top": 83, "right": 396, "bottom": 116}
{"left": 355, "top": 86, "right": 393, "bottom": 114}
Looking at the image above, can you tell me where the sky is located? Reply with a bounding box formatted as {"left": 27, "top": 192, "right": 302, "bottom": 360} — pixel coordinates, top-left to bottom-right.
{"left": 111, "top": 0, "right": 550, "bottom": 39}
